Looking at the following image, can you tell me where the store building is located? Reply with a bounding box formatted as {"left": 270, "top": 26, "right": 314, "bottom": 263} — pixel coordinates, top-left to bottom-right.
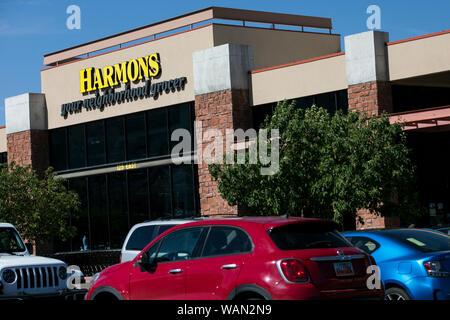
{"left": 1, "top": 7, "right": 449, "bottom": 252}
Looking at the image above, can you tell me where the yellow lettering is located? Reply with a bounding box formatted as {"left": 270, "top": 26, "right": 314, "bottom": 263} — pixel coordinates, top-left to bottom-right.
{"left": 102, "top": 66, "right": 115, "bottom": 88}
{"left": 127, "top": 59, "right": 139, "bottom": 82}
{"left": 92, "top": 68, "right": 105, "bottom": 90}
{"left": 113, "top": 62, "right": 128, "bottom": 85}
{"left": 137, "top": 56, "right": 149, "bottom": 80}
{"left": 148, "top": 53, "right": 161, "bottom": 77}
{"left": 79, "top": 68, "right": 93, "bottom": 93}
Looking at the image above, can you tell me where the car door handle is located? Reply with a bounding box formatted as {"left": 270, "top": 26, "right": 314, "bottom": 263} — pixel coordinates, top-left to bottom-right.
{"left": 221, "top": 264, "right": 238, "bottom": 270}
{"left": 168, "top": 269, "right": 183, "bottom": 274}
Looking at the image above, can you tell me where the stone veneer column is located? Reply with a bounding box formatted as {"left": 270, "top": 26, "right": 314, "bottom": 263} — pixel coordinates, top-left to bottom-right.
{"left": 345, "top": 31, "right": 399, "bottom": 229}
{"left": 192, "top": 44, "right": 254, "bottom": 216}
{"left": 5, "top": 93, "right": 49, "bottom": 175}
{"left": 5, "top": 93, "right": 49, "bottom": 255}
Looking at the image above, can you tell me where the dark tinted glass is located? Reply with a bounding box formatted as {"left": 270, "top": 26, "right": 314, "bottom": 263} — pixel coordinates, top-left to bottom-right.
{"left": 86, "top": 121, "right": 106, "bottom": 166}
{"left": 269, "top": 223, "right": 351, "bottom": 250}
{"left": 69, "top": 177, "right": 89, "bottom": 251}
{"left": 202, "top": 226, "right": 252, "bottom": 257}
{"left": 296, "top": 96, "right": 314, "bottom": 109}
{"left": 157, "top": 224, "right": 177, "bottom": 235}
{"left": 149, "top": 166, "right": 171, "bottom": 218}
{"left": 348, "top": 236, "right": 380, "bottom": 254}
{"left": 172, "top": 165, "right": 195, "bottom": 218}
{"left": 0, "top": 152, "right": 7, "bottom": 164}
{"left": 106, "top": 117, "right": 125, "bottom": 163}
{"left": 336, "top": 90, "right": 349, "bottom": 112}
{"left": 315, "top": 92, "right": 337, "bottom": 115}
{"left": 108, "top": 172, "right": 129, "bottom": 249}
{"left": 384, "top": 229, "right": 450, "bottom": 253}
{"left": 68, "top": 125, "right": 86, "bottom": 169}
{"left": 126, "top": 225, "right": 156, "bottom": 251}
{"left": 88, "top": 175, "right": 109, "bottom": 249}
{"left": 49, "top": 128, "right": 67, "bottom": 171}
{"left": 128, "top": 169, "right": 149, "bottom": 226}
{"left": 156, "top": 227, "right": 203, "bottom": 262}
{"left": 147, "top": 108, "right": 168, "bottom": 157}
{"left": 169, "top": 104, "right": 191, "bottom": 149}
{"left": 0, "top": 228, "right": 26, "bottom": 252}
{"left": 126, "top": 113, "right": 147, "bottom": 160}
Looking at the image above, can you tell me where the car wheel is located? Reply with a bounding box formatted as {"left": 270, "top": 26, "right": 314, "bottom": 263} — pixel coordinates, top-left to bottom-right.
{"left": 385, "top": 287, "right": 410, "bottom": 300}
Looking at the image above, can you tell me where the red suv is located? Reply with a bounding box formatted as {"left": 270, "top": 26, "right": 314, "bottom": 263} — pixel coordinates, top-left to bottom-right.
{"left": 86, "top": 217, "right": 383, "bottom": 300}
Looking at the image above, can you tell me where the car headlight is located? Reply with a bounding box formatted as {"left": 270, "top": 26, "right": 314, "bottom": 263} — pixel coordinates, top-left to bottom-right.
{"left": 59, "top": 266, "right": 68, "bottom": 280}
{"left": 2, "top": 269, "right": 16, "bottom": 284}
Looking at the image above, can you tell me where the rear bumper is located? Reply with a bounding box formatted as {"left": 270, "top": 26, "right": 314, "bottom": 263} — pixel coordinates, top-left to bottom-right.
{"left": 0, "top": 289, "right": 87, "bottom": 301}
{"left": 405, "top": 276, "right": 450, "bottom": 300}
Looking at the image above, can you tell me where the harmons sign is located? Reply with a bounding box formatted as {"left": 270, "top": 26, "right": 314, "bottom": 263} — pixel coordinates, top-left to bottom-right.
{"left": 60, "top": 53, "right": 187, "bottom": 118}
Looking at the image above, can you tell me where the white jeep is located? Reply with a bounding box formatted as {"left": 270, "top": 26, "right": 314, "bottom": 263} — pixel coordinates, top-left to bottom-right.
{"left": 0, "top": 222, "right": 85, "bottom": 300}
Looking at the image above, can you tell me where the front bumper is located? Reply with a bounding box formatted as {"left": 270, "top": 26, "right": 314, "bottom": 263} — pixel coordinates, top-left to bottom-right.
{"left": 0, "top": 289, "right": 87, "bottom": 301}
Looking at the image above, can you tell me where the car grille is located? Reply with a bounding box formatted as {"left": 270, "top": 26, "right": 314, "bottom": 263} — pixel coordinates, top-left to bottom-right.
{"left": 15, "top": 267, "right": 60, "bottom": 289}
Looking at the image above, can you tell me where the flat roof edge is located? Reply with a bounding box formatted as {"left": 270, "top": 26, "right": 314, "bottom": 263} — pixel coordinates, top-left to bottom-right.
{"left": 43, "top": 7, "right": 332, "bottom": 66}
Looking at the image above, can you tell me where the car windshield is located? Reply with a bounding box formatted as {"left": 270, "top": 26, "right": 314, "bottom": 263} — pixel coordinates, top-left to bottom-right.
{"left": 268, "top": 222, "right": 352, "bottom": 250}
{"left": 0, "top": 227, "right": 26, "bottom": 253}
{"left": 383, "top": 229, "right": 450, "bottom": 253}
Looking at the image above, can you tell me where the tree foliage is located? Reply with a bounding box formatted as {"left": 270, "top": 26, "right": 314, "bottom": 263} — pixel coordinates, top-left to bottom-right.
{"left": 209, "top": 101, "right": 421, "bottom": 225}
{"left": 0, "top": 163, "right": 80, "bottom": 244}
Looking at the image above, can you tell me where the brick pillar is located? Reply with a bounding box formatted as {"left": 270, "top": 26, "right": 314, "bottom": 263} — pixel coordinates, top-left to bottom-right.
{"left": 7, "top": 130, "right": 49, "bottom": 175}
{"left": 5, "top": 93, "right": 49, "bottom": 255}
{"left": 193, "top": 44, "right": 253, "bottom": 216}
{"left": 348, "top": 81, "right": 393, "bottom": 115}
{"left": 5, "top": 93, "right": 49, "bottom": 176}
{"left": 345, "top": 31, "right": 399, "bottom": 230}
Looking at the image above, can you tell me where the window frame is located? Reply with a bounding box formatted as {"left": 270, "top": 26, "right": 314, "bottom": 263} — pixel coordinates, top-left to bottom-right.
{"left": 197, "top": 225, "right": 255, "bottom": 259}
{"left": 347, "top": 236, "right": 381, "bottom": 254}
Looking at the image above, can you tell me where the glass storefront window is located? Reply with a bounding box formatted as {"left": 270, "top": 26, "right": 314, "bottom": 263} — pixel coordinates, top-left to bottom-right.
{"left": 128, "top": 169, "right": 150, "bottom": 226}
{"left": 49, "top": 128, "right": 67, "bottom": 171}
{"left": 89, "top": 175, "right": 109, "bottom": 250}
{"left": 86, "top": 121, "right": 106, "bottom": 166}
{"left": 149, "top": 166, "right": 172, "bottom": 219}
{"left": 108, "top": 172, "right": 129, "bottom": 249}
{"left": 126, "top": 113, "right": 147, "bottom": 161}
{"left": 147, "top": 108, "right": 168, "bottom": 157}
{"left": 69, "top": 177, "right": 89, "bottom": 251}
{"left": 68, "top": 125, "right": 86, "bottom": 169}
{"left": 172, "top": 165, "right": 195, "bottom": 218}
{"left": 106, "top": 117, "right": 125, "bottom": 163}
{"left": 169, "top": 103, "right": 192, "bottom": 150}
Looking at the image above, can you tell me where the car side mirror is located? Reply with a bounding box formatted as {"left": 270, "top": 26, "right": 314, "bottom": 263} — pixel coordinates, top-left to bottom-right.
{"left": 25, "top": 243, "right": 34, "bottom": 255}
{"left": 134, "top": 252, "right": 157, "bottom": 273}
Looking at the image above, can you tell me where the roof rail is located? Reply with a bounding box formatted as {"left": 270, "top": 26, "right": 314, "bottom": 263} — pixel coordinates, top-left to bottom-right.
{"left": 43, "top": 7, "right": 332, "bottom": 67}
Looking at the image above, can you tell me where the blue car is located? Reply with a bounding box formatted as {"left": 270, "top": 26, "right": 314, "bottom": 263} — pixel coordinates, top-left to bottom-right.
{"left": 344, "top": 229, "right": 450, "bottom": 300}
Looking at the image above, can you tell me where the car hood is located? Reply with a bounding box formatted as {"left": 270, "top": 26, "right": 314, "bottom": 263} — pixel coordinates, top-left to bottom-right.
{"left": 0, "top": 254, "right": 65, "bottom": 268}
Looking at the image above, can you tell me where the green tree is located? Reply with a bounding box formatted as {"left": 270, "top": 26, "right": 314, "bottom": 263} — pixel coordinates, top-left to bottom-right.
{"left": 209, "top": 101, "right": 422, "bottom": 226}
{"left": 0, "top": 162, "right": 80, "bottom": 244}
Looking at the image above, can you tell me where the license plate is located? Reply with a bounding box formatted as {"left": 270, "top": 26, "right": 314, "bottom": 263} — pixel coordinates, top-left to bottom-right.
{"left": 333, "top": 261, "right": 354, "bottom": 277}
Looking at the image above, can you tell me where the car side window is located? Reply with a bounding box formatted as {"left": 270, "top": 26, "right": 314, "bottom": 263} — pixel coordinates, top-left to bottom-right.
{"left": 348, "top": 236, "right": 380, "bottom": 254}
{"left": 155, "top": 227, "right": 203, "bottom": 263}
{"left": 126, "top": 225, "right": 156, "bottom": 251}
{"left": 201, "top": 226, "right": 253, "bottom": 257}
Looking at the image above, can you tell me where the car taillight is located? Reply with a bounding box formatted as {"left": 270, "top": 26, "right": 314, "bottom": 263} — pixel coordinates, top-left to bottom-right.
{"left": 119, "top": 253, "right": 122, "bottom": 264}
{"left": 277, "top": 259, "right": 309, "bottom": 283}
{"left": 424, "top": 261, "right": 449, "bottom": 277}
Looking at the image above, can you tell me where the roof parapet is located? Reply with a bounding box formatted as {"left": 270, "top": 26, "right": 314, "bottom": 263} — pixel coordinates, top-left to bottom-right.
{"left": 43, "top": 7, "right": 332, "bottom": 67}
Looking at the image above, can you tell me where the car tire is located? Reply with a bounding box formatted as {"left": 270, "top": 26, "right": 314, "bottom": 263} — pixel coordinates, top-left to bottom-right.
{"left": 385, "top": 287, "right": 410, "bottom": 300}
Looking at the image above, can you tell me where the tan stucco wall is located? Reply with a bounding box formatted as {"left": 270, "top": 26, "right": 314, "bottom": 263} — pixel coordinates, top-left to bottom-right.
{"left": 0, "top": 127, "right": 6, "bottom": 153}
{"left": 250, "top": 53, "right": 347, "bottom": 106}
{"left": 388, "top": 33, "right": 450, "bottom": 81}
{"left": 212, "top": 24, "right": 341, "bottom": 70}
{"left": 41, "top": 25, "right": 215, "bottom": 129}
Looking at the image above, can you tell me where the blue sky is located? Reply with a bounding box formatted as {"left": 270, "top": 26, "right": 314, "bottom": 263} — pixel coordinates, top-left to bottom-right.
{"left": 1, "top": 0, "right": 449, "bottom": 126}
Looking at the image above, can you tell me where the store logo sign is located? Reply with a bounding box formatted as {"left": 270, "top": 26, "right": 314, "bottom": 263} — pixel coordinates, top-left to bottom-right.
{"left": 79, "top": 53, "right": 161, "bottom": 93}
{"left": 60, "top": 53, "right": 187, "bottom": 119}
